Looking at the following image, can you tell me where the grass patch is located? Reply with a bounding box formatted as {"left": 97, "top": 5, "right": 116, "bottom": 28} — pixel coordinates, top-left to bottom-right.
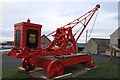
{"left": 75, "top": 61, "right": 119, "bottom": 78}
{"left": 2, "top": 65, "right": 38, "bottom": 80}
{"left": 2, "top": 61, "right": 119, "bottom": 79}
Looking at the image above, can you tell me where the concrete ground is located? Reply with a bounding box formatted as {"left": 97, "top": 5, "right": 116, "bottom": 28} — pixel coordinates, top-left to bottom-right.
{"left": 1, "top": 52, "right": 21, "bottom": 69}
{"left": 92, "top": 54, "right": 120, "bottom": 62}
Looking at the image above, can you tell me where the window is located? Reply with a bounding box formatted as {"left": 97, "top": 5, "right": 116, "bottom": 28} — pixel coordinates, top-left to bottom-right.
{"left": 26, "top": 29, "right": 38, "bottom": 48}
{"left": 15, "top": 29, "right": 20, "bottom": 48}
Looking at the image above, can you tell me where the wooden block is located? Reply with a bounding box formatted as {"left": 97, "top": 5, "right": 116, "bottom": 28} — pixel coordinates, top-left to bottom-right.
{"left": 18, "top": 67, "right": 26, "bottom": 72}
{"left": 28, "top": 67, "right": 44, "bottom": 73}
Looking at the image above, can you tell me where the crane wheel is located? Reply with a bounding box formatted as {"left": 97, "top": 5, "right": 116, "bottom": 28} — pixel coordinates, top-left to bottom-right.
{"left": 47, "top": 60, "right": 64, "bottom": 79}
{"left": 85, "top": 61, "right": 94, "bottom": 68}
{"left": 22, "top": 58, "right": 34, "bottom": 71}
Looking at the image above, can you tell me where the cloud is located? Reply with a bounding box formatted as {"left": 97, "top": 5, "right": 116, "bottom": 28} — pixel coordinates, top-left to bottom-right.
{"left": 0, "top": 2, "right": 118, "bottom": 43}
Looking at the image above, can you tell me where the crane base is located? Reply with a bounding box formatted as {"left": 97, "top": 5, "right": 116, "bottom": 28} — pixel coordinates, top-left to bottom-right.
{"left": 20, "top": 53, "right": 94, "bottom": 79}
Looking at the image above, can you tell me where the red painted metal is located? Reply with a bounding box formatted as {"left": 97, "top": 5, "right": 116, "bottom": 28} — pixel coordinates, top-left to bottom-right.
{"left": 22, "top": 58, "right": 35, "bottom": 71}
{"left": 7, "top": 4, "right": 100, "bottom": 79}
{"left": 24, "top": 54, "right": 93, "bottom": 78}
{"left": 85, "top": 61, "right": 94, "bottom": 68}
{"left": 47, "top": 60, "right": 64, "bottom": 78}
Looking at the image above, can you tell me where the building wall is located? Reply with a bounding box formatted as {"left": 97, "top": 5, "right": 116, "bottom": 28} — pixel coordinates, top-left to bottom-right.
{"left": 84, "top": 39, "right": 97, "bottom": 54}
{"left": 110, "top": 30, "right": 118, "bottom": 46}
{"left": 110, "top": 27, "right": 120, "bottom": 47}
{"left": 109, "top": 27, "right": 120, "bottom": 57}
{"left": 41, "top": 36, "right": 51, "bottom": 47}
{"left": 98, "top": 45, "right": 109, "bottom": 54}
{"left": 85, "top": 39, "right": 110, "bottom": 55}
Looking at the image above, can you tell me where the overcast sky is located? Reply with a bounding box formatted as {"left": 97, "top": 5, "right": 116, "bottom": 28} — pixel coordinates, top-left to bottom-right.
{"left": 0, "top": 1, "right": 119, "bottom": 43}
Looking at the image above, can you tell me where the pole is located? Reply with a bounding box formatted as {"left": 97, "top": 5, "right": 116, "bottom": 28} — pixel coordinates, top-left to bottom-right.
{"left": 86, "top": 30, "right": 88, "bottom": 43}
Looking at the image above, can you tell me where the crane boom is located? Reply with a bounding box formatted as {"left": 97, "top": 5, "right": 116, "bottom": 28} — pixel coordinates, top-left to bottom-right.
{"left": 41, "top": 4, "right": 100, "bottom": 42}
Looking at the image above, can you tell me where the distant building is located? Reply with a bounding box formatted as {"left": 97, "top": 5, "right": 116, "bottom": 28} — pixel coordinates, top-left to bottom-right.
{"left": 0, "top": 41, "right": 14, "bottom": 49}
{"left": 84, "top": 38, "right": 110, "bottom": 55}
{"left": 77, "top": 43, "right": 85, "bottom": 52}
{"left": 6, "top": 41, "right": 14, "bottom": 46}
{"left": 110, "top": 27, "right": 120, "bottom": 48}
{"left": 41, "top": 35, "right": 51, "bottom": 47}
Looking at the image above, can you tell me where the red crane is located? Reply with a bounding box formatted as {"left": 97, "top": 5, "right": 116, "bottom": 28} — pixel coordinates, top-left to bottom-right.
{"left": 8, "top": 4, "right": 100, "bottom": 79}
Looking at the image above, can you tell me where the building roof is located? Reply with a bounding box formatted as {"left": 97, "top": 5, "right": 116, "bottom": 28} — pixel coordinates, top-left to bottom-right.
{"left": 110, "top": 27, "right": 120, "bottom": 36}
{"left": 91, "top": 38, "right": 110, "bottom": 46}
{"left": 41, "top": 34, "right": 51, "bottom": 43}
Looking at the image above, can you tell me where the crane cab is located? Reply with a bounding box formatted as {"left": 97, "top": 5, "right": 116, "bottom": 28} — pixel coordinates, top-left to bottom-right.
{"left": 14, "top": 19, "right": 42, "bottom": 49}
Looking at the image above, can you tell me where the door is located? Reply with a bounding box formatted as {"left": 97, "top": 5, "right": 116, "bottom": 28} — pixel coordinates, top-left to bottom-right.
{"left": 118, "top": 39, "right": 120, "bottom": 48}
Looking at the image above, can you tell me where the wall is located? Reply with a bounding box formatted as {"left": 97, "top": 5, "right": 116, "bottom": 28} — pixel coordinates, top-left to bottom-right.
{"left": 84, "top": 39, "right": 97, "bottom": 54}
{"left": 98, "top": 45, "right": 109, "bottom": 54}
{"left": 41, "top": 36, "right": 51, "bottom": 47}
{"left": 110, "top": 27, "right": 120, "bottom": 47}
